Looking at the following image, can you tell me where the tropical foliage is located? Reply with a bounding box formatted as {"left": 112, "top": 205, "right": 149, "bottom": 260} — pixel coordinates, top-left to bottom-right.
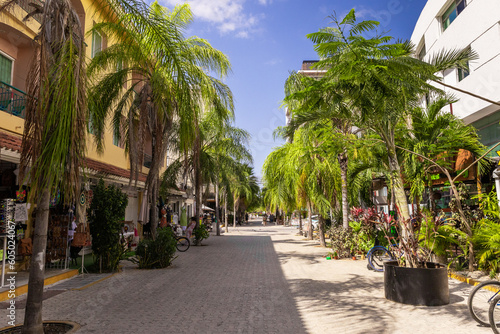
{"left": 0, "top": 0, "right": 87, "bottom": 331}
{"left": 87, "top": 179, "right": 129, "bottom": 272}
{"left": 134, "top": 227, "right": 177, "bottom": 269}
{"left": 88, "top": 1, "right": 234, "bottom": 237}
{"left": 264, "top": 8, "right": 494, "bottom": 270}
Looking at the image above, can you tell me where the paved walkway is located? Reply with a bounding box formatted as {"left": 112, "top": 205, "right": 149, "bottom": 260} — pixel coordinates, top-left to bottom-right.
{"left": 0, "top": 219, "right": 492, "bottom": 333}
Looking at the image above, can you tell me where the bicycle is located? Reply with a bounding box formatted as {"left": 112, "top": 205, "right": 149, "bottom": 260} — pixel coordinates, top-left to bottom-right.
{"left": 169, "top": 224, "right": 190, "bottom": 252}
{"left": 467, "top": 280, "right": 500, "bottom": 327}
{"left": 175, "top": 235, "right": 190, "bottom": 252}
{"left": 489, "top": 292, "right": 500, "bottom": 333}
{"left": 366, "top": 245, "right": 395, "bottom": 272}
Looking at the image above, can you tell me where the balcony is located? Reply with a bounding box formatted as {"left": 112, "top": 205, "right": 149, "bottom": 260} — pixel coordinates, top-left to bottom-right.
{"left": 17, "top": 0, "right": 44, "bottom": 24}
{"left": 0, "top": 81, "right": 27, "bottom": 119}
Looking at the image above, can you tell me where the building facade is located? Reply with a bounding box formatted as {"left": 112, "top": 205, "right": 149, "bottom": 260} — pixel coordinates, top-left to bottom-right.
{"left": 410, "top": 0, "right": 500, "bottom": 201}
{"left": 411, "top": 0, "right": 500, "bottom": 149}
{"left": 0, "top": 0, "right": 193, "bottom": 264}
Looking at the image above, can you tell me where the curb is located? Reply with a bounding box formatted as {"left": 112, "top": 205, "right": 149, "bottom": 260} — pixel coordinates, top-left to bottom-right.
{"left": 448, "top": 271, "right": 481, "bottom": 287}
{"left": 0, "top": 269, "right": 79, "bottom": 302}
{"left": 72, "top": 271, "right": 119, "bottom": 291}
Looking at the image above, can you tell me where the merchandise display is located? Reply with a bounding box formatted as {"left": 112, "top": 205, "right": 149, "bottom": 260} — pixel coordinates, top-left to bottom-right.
{"left": 0, "top": 199, "right": 15, "bottom": 234}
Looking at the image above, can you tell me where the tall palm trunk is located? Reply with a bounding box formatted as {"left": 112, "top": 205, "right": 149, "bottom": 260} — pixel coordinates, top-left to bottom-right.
{"left": 386, "top": 142, "right": 410, "bottom": 222}
{"left": 23, "top": 189, "right": 50, "bottom": 334}
{"left": 149, "top": 179, "right": 159, "bottom": 239}
{"left": 298, "top": 211, "right": 303, "bottom": 235}
{"left": 307, "top": 200, "right": 313, "bottom": 240}
{"left": 193, "top": 126, "right": 202, "bottom": 228}
{"left": 233, "top": 196, "right": 237, "bottom": 228}
{"left": 318, "top": 214, "right": 326, "bottom": 247}
{"left": 224, "top": 191, "right": 229, "bottom": 233}
{"left": 338, "top": 151, "right": 349, "bottom": 229}
{"left": 215, "top": 182, "right": 220, "bottom": 236}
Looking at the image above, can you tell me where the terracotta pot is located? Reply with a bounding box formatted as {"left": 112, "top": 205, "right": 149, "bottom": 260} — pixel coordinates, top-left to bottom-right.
{"left": 352, "top": 256, "right": 357, "bottom": 260}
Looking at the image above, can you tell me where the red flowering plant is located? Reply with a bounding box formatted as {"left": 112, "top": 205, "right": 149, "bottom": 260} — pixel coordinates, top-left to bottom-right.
{"left": 348, "top": 207, "right": 396, "bottom": 253}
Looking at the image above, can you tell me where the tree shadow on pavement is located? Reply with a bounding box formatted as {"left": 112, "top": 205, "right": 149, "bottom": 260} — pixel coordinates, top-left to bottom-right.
{"left": 286, "top": 275, "right": 478, "bottom": 333}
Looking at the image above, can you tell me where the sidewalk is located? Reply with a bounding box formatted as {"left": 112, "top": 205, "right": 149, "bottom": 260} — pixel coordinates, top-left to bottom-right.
{"left": 0, "top": 268, "right": 79, "bottom": 302}
{"left": 0, "top": 219, "right": 492, "bottom": 333}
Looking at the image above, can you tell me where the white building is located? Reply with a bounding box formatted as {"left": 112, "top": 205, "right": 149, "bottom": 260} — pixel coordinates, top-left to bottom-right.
{"left": 411, "top": 0, "right": 500, "bottom": 148}
{"left": 411, "top": 0, "right": 500, "bottom": 201}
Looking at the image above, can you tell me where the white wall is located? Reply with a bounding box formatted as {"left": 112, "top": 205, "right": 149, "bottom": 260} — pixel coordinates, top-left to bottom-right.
{"left": 411, "top": 0, "right": 500, "bottom": 123}
{"left": 124, "top": 191, "right": 138, "bottom": 224}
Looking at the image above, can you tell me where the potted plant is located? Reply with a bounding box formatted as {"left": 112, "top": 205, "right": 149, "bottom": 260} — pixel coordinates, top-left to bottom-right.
{"left": 383, "top": 221, "right": 450, "bottom": 306}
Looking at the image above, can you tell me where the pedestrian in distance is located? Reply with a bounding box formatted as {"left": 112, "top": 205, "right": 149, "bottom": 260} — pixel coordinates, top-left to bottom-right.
{"left": 186, "top": 216, "right": 197, "bottom": 239}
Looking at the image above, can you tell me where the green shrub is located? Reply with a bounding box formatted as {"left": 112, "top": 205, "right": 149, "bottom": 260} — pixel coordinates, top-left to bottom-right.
{"left": 193, "top": 224, "right": 209, "bottom": 245}
{"left": 328, "top": 225, "right": 354, "bottom": 258}
{"left": 134, "top": 227, "right": 177, "bottom": 269}
{"left": 349, "top": 221, "right": 374, "bottom": 254}
{"left": 87, "top": 179, "right": 128, "bottom": 272}
{"left": 474, "top": 218, "right": 500, "bottom": 278}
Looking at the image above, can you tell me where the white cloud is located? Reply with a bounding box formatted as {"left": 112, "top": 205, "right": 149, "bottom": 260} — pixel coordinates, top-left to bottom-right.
{"left": 162, "top": 0, "right": 264, "bottom": 38}
{"left": 264, "top": 58, "right": 282, "bottom": 66}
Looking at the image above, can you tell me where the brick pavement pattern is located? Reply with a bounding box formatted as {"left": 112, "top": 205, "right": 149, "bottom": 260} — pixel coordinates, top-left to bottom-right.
{"left": 0, "top": 219, "right": 493, "bottom": 333}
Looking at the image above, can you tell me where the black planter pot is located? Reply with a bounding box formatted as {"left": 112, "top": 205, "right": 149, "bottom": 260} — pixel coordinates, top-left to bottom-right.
{"left": 384, "top": 260, "right": 449, "bottom": 306}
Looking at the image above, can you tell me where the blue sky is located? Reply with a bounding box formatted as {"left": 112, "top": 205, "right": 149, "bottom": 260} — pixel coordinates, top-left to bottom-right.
{"left": 160, "top": 0, "right": 428, "bottom": 182}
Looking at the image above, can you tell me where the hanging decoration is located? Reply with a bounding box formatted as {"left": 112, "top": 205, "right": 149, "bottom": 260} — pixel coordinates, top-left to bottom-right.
{"left": 79, "top": 191, "right": 86, "bottom": 206}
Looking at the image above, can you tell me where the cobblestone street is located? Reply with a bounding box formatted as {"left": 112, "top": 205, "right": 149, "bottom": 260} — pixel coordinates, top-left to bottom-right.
{"left": 0, "top": 220, "right": 493, "bottom": 333}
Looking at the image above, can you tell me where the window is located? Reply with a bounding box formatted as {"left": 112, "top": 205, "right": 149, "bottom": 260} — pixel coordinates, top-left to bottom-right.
{"left": 458, "top": 61, "right": 470, "bottom": 81}
{"left": 442, "top": 0, "right": 466, "bottom": 31}
{"left": 112, "top": 132, "right": 125, "bottom": 148}
{"left": 417, "top": 38, "right": 426, "bottom": 60}
{"left": 418, "top": 43, "right": 426, "bottom": 60}
{"left": 91, "top": 30, "right": 102, "bottom": 58}
{"left": 113, "top": 132, "right": 120, "bottom": 146}
{"left": 0, "top": 53, "right": 13, "bottom": 85}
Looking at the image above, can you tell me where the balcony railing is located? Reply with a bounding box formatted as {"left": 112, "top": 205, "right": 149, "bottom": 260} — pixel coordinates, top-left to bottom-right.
{"left": 0, "top": 81, "right": 27, "bottom": 119}
{"left": 17, "top": 0, "right": 44, "bottom": 24}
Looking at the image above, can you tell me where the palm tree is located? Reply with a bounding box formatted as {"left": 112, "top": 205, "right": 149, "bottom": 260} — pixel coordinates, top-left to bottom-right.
{"left": 264, "top": 125, "right": 343, "bottom": 243}
{"left": 87, "top": 2, "right": 232, "bottom": 237}
{"left": 284, "top": 71, "right": 360, "bottom": 229}
{"left": 1, "top": 0, "right": 86, "bottom": 332}
{"left": 161, "top": 109, "right": 252, "bottom": 233}
{"left": 229, "top": 163, "right": 255, "bottom": 227}
{"left": 399, "top": 96, "right": 489, "bottom": 270}
{"left": 305, "top": 9, "right": 475, "bottom": 239}
{"left": 401, "top": 97, "right": 489, "bottom": 207}
{"left": 262, "top": 143, "right": 300, "bottom": 228}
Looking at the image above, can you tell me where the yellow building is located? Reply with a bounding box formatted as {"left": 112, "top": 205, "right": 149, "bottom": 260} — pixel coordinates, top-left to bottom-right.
{"left": 0, "top": 0, "right": 169, "bottom": 265}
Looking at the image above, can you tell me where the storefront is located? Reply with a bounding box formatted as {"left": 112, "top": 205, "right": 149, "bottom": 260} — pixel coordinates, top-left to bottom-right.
{"left": 0, "top": 130, "right": 147, "bottom": 272}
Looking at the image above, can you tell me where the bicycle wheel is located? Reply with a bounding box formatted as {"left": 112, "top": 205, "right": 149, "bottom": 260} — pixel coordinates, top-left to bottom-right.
{"left": 367, "top": 246, "right": 392, "bottom": 272}
{"left": 176, "top": 237, "right": 190, "bottom": 252}
{"left": 468, "top": 280, "right": 500, "bottom": 327}
{"left": 489, "top": 293, "right": 500, "bottom": 333}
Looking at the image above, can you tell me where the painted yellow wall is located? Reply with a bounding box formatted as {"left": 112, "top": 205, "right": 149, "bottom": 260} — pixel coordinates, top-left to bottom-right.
{"left": 0, "top": 7, "right": 38, "bottom": 40}
{"left": 0, "top": 0, "right": 167, "bottom": 175}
